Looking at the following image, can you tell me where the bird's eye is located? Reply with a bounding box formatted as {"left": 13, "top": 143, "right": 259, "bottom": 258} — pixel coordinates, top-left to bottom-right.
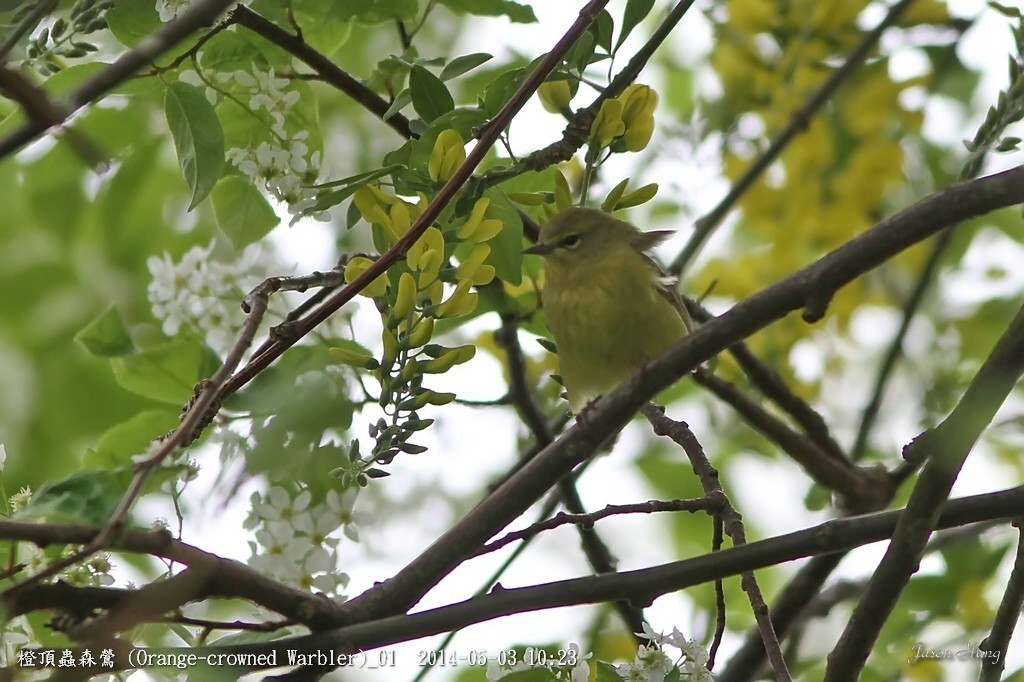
{"left": 562, "top": 234, "right": 581, "bottom": 248}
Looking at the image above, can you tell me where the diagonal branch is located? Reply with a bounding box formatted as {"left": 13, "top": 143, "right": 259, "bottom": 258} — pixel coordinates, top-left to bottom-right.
{"left": 338, "top": 165, "right": 1024, "bottom": 624}
{"left": 0, "top": 0, "right": 238, "bottom": 159}
{"left": 825, "top": 300, "right": 1024, "bottom": 679}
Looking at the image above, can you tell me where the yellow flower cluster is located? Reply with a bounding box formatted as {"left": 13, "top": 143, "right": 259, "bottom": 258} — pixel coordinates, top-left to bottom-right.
{"left": 698, "top": 0, "right": 948, "bottom": 378}
{"left": 428, "top": 129, "right": 466, "bottom": 183}
{"left": 590, "top": 84, "right": 659, "bottom": 152}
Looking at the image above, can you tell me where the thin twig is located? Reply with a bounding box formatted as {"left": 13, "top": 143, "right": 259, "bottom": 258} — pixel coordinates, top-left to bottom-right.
{"left": 641, "top": 404, "right": 792, "bottom": 680}
{"left": 692, "top": 368, "right": 891, "bottom": 511}
{"left": 979, "top": 521, "right": 1024, "bottom": 682}
{"left": 230, "top": 6, "right": 415, "bottom": 139}
{"left": 476, "top": 497, "right": 712, "bottom": 557}
{"left": 686, "top": 299, "right": 847, "bottom": 463}
{"left": 483, "top": 0, "right": 699, "bottom": 186}
{"left": 496, "top": 312, "right": 649, "bottom": 640}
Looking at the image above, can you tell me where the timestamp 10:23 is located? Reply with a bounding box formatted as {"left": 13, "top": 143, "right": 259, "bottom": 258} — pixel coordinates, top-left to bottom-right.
{"left": 417, "top": 648, "right": 581, "bottom": 668}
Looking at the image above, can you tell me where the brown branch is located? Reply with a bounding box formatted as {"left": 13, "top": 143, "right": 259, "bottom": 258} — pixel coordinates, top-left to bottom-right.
{"left": 42, "top": 485, "right": 1023, "bottom": 678}
{"left": 229, "top": 6, "right": 415, "bottom": 139}
{"left": 826, "top": 300, "right": 1024, "bottom": 679}
{"left": 0, "top": 520, "right": 343, "bottom": 630}
{"left": 475, "top": 497, "right": 712, "bottom": 557}
{"left": 483, "top": 0, "right": 699, "bottom": 186}
{"left": 980, "top": 521, "right": 1024, "bottom": 682}
{"left": 641, "top": 404, "right": 791, "bottom": 681}
{"left": 0, "top": 0, "right": 238, "bottom": 159}
{"left": 692, "top": 368, "right": 891, "bottom": 512}
{"left": 0, "top": 63, "right": 106, "bottom": 167}
{"left": 686, "top": 299, "right": 848, "bottom": 464}
{"left": 338, "top": 165, "right": 1024, "bottom": 626}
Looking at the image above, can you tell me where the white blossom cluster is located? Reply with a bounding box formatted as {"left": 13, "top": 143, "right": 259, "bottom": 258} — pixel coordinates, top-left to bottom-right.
{"left": 243, "top": 486, "right": 360, "bottom": 598}
{"left": 613, "top": 625, "right": 712, "bottom": 681}
{"left": 221, "top": 67, "right": 327, "bottom": 220}
{"left": 147, "top": 241, "right": 276, "bottom": 356}
{"left": 155, "top": 0, "right": 192, "bottom": 23}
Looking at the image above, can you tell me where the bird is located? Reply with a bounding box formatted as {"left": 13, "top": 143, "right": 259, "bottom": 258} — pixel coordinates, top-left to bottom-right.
{"left": 524, "top": 207, "right": 693, "bottom": 413}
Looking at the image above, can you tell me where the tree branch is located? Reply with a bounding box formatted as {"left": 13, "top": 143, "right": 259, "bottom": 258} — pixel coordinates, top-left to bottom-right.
{"left": 826, "top": 299, "right": 1024, "bottom": 679}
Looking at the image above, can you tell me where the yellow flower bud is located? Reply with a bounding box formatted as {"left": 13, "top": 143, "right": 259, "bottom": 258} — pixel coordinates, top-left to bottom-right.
{"left": 421, "top": 344, "right": 476, "bottom": 373}
{"left": 422, "top": 279, "right": 444, "bottom": 307}
{"left": 353, "top": 186, "right": 385, "bottom": 224}
{"left": 471, "top": 219, "right": 503, "bottom": 242}
{"left": 620, "top": 117, "right": 655, "bottom": 152}
{"left": 344, "top": 256, "right": 388, "bottom": 298}
{"left": 328, "top": 345, "right": 379, "bottom": 370}
{"left": 389, "top": 201, "right": 411, "bottom": 238}
{"left": 381, "top": 328, "right": 399, "bottom": 366}
{"left": 428, "top": 129, "right": 466, "bottom": 182}
{"left": 470, "top": 264, "right": 495, "bottom": 286}
{"left": 399, "top": 357, "right": 419, "bottom": 383}
{"left": 538, "top": 79, "right": 572, "bottom": 114}
{"left": 456, "top": 244, "right": 491, "bottom": 281}
{"left": 619, "top": 84, "right": 658, "bottom": 125}
{"left": 617, "top": 84, "right": 658, "bottom": 152}
{"left": 417, "top": 248, "right": 443, "bottom": 288}
{"left": 392, "top": 272, "right": 417, "bottom": 321}
{"left": 407, "top": 316, "right": 434, "bottom": 348}
{"left": 423, "top": 390, "right": 457, "bottom": 405}
{"left": 455, "top": 198, "right": 491, "bottom": 240}
{"left": 436, "top": 279, "right": 478, "bottom": 318}
{"left": 407, "top": 226, "right": 445, "bottom": 271}
{"left": 507, "top": 191, "right": 549, "bottom": 206}
{"left": 590, "top": 98, "right": 625, "bottom": 147}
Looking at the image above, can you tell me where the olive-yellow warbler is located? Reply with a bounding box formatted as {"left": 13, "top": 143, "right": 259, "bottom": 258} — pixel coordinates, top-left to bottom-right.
{"left": 525, "top": 207, "right": 693, "bottom": 412}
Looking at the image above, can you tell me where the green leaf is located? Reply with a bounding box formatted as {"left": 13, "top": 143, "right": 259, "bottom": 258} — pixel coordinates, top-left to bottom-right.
{"left": 111, "top": 340, "right": 218, "bottom": 405}
{"left": 483, "top": 188, "right": 524, "bottom": 285}
{"left": 565, "top": 32, "right": 596, "bottom": 75}
{"left": 383, "top": 88, "right": 413, "bottom": 120}
{"left": 592, "top": 10, "right": 614, "bottom": 54}
{"left": 409, "top": 65, "right": 455, "bottom": 123}
{"left": 212, "top": 176, "right": 279, "bottom": 248}
{"left": 440, "top": 52, "right": 493, "bottom": 81}
{"left": 482, "top": 68, "right": 524, "bottom": 117}
{"left": 197, "top": 31, "right": 264, "bottom": 74}
{"left": 75, "top": 305, "right": 135, "bottom": 357}
{"left": 164, "top": 82, "right": 225, "bottom": 210}
{"left": 106, "top": 0, "right": 161, "bottom": 47}
{"left": 89, "top": 409, "right": 181, "bottom": 467}
{"left": 331, "top": 0, "right": 419, "bottom": 23}
{"left": 616, "top": 0, "right": 656, "bottom": 52}
{"left": 291, "top": 0, "right": 354, "bottom": 52}
{"left": 437, "top": 0, "right": 537, "bottom": 23}
{"left": 19, "top": 469, "right": 128, "bottom": 525}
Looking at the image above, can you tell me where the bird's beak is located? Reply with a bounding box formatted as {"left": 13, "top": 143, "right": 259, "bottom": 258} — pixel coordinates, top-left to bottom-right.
{"left": 523, "top": 243, "right": 553, "bottom": 256}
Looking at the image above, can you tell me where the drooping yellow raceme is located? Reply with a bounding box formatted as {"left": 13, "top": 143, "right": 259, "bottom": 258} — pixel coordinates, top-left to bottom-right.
{"left": 525, "top": 207, "right": 693, "bottom": 413}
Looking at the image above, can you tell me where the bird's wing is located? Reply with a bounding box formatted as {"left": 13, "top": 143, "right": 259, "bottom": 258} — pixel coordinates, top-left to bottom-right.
{"left": 641, "top": 252, "right": 695, "bottom": 333}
